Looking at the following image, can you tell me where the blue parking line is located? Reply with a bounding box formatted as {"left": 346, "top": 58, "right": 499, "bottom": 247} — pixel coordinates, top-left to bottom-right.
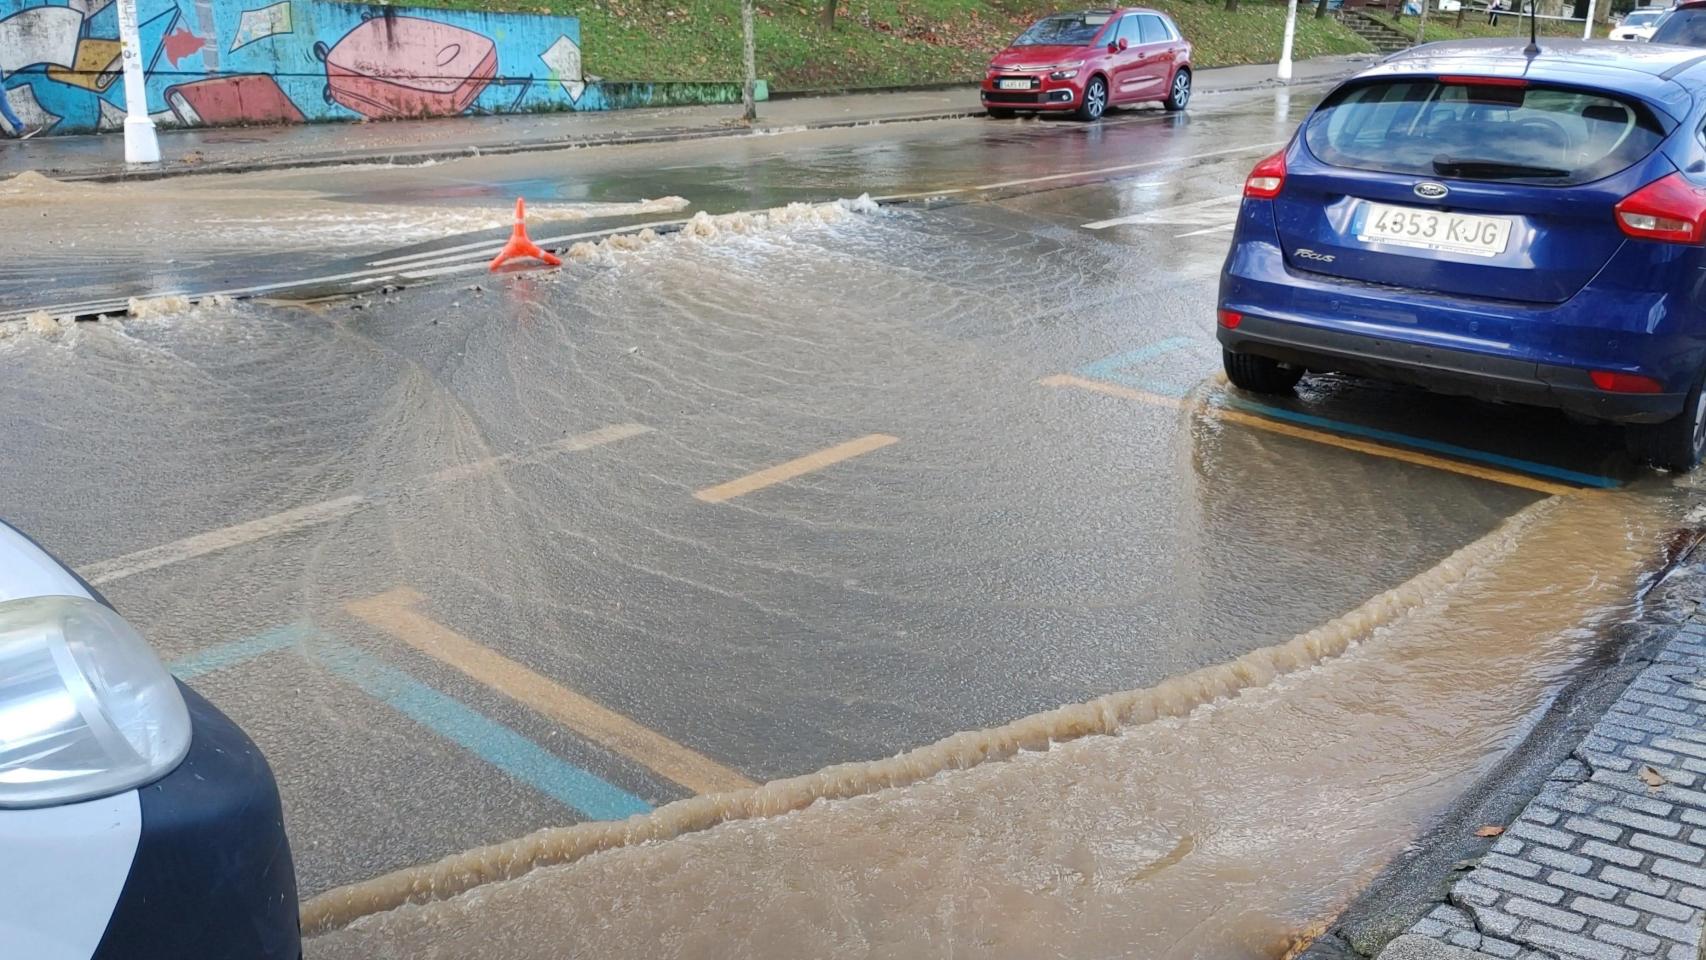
{"left": 308, "top": 639, "right": 652, "bottom": 821}
{"left": 166, "top": 625, "right": 652, "bottom": 821}
{"left": 169, "top": 623, "right": 310, "bottom": 680}
{"left": 1077, "top": 336, "right": 1198, "bottom": 384}
{"left": 1222, "top": 395, "right": 1623, "bottom": 490}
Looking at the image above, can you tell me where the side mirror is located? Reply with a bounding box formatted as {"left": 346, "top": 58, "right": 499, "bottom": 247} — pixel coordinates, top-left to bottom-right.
{"left": 1118, "top": 37, "right": 1129, "bottom": 50}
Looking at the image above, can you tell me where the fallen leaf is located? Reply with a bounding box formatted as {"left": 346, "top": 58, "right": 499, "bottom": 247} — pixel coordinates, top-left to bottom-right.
{"left": 1641, "top": 765, "right": 1668, "bottom": 789}
{"left": 1475, "top": 825, "right": 1505, "bottom": 838}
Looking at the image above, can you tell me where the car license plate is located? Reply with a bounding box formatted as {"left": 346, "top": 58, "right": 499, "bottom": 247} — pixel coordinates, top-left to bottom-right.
{"left": 997, "top": 78, "right": 1032, "bottom": 90}
{"left": 1357, "top": 201, "right": 1512, "bottom": 258}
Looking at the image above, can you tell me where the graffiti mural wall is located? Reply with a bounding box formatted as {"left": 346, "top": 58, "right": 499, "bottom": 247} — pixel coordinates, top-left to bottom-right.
{"left": 0, "top": 0, "right": 759, "bottom": 135}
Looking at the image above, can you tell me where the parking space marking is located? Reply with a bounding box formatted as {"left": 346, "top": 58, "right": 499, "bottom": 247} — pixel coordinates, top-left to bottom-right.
{"left": 167, "top": 626, "right": 652, "bottom": 820}
{"left": 1039, "top": 374, "right": 1583, "bottom": 496}
{"left": 974, "top": 140, "right": 1285, "bottom": 192}
{"left": 1173, "top": 222, "right": 1237, "bottom": 238}
{"left": 346, "top": 588, "right": 756, "bottom": 795}
{"left": 78, "top": 423, "right": 653, "bottom": 586}
{"left": 1082, "top": 194, "right": 1242, "bottom": 231}
{"left": 694, "top": 433, "right": 899, "bottom": 504}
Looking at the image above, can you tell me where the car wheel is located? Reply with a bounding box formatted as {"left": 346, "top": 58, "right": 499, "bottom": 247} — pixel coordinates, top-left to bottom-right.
{"left": 1076, "top": 76, "right": 1108, "bottom": 122}
{"left": 1223, "top": 350, "right": 1304, "bottom": 394}
{"left": 987, "top": 107, "right": 1016, "bottom": 119}
{"left": 1164, "top": 68, "right": 1191, "bottom": 112}
{"left": 1626, "top": 371, "right": 1706, "bottom": 472}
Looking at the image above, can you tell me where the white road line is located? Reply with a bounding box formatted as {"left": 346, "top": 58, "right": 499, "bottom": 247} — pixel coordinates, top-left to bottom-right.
{"left": 1083, "top": 193, "right": 1243, "bottom": 230}
{"left": 77, "top": 423, "right": 652, "bottom": 586}
{"left": 1174, "top": 222, "right": 1237, "bottom": 238}
{"left": 974, "top": 140, "right": 1284, "bottom": 191}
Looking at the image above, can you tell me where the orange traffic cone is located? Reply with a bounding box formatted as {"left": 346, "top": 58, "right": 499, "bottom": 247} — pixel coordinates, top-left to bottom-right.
{"left": 488, "top": 198, "right": 562, "bottom": 271}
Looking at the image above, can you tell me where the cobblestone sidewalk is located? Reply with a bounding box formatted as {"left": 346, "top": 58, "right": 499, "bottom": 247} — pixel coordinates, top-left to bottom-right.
{"left": 1381, "top": 621, "right": 1706, "bottom": 960}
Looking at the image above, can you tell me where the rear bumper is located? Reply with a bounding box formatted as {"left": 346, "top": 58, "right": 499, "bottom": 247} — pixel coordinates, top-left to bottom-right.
{"left": 1218, "top": 312, "right": 1685, "bottom": 423}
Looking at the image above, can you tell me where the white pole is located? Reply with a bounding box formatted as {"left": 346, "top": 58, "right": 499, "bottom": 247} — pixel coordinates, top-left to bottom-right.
{"left": 116, "top": 0, "right": 160, "bottom": 163}
{"left": 1278, "top": 0, "right": 1299, "bottom": 82}
{"left": 1582, "top": 0, "right": 1595, "bottom": 38}
{"left": 1416, "top": 0, "right": 1430, "bottom": 43}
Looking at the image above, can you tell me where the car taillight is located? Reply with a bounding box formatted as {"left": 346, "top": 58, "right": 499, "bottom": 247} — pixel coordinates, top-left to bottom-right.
{"left": 1218, "top": 309, "right": 1242, "bottom": 329}
{"left": 1244, "top": 150, "right": 1286, "bottom": 200}
{"left": 1590, "top": 370, "right": 1665, "bottom": 393}
{"left": 1438, "top": 75, "right": 1528, "bottom": 87}
{"left": 1615, "top": 173, "right": 1706, "bottom": 244}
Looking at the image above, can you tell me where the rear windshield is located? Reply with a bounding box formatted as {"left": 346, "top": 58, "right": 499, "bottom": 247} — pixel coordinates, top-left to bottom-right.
{"left": 1651, "top": 7, "right": 1706, "bottom": 44}
{"left": 1014, "top": 11, "right": 1112, "bottom": 45}
{"left": 1623, "top": 9, "right": 1663, "bottom": 26}
{"left": 1303, "top": 79, "right": 1666, "bottom": 186}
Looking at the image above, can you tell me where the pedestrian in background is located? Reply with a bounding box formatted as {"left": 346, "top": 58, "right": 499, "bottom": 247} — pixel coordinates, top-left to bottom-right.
{"left": 1488, "top": 0, "right": 1502, "bottom": 24}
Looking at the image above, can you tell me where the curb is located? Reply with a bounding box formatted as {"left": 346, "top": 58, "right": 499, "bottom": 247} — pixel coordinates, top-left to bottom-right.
{"left": 1300, "top": 535, "right": 1706, "bottom": 960}
{"left": 6, "top": 67, "right": 1363, "bottom": 184}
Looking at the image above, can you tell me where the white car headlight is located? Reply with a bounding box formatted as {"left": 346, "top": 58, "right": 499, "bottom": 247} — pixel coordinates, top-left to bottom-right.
{"left": 0, "top": 596, "right": 191, "bottom": 808}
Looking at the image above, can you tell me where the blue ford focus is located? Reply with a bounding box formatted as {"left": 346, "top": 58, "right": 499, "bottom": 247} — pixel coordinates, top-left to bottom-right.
{"left": 1218, "top": 40, "right": 1706, "bottom": 470}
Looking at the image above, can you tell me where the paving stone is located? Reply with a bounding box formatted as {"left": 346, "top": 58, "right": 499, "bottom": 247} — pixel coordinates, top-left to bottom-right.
{"left": 1581, "top": 840, "right": 1642, "bottom": 867}
{"left": 1632, "top": 836, "right": 1706, "bottom": 866}
{"left": 1475, "top": 868, "right": 1567, "bottom": 904}
{"left": 1628, "top": 892, "right": 1698, "bottom": 923}
{"left": 1646, "top": 917, "right": 1702, "bottom": 946}
{"left": 1523, "top": 923, "right": 1628, "bottom": 960}
{"left": 1572, "top": 896, "right": 1640, "bottom": 926}
{"left": 1531, "top": 847, "right": 1594, "bottom": 875}
{"left": 1483, "top": 853, "right": 1543, "bottom": 878}
{"left": 1597, "top": 807, "right": 1685, "bottom": 839}
{"left": 1494, "top": 836, "right": 1527, "bottom": 857}
{"left": 1618, "top": 795, "right": 1678, "bottom": 818}
{"left": 1655, "top": 738, "right": 1706, "bottom": 762}
{"left": 1524, "top": 806, "right": 1564, "bottom": 827}
{"left": 1509, "top": 897, "right": 1588, "bottom": 932}
{"left": 1591, "top": 922, "right": 1662, "bottom": 955}
{"left": 1601, "top": 865, "right": 1671, "bottom": 897}
{"left": 1570, "top": 817, "right": 1628, "bottom": 843}
{"left": 1652, "top": 857, "right": 1706, "bottom": 888}
{"left": 1552, "top": 871, "right": 1624, "bottom": 900}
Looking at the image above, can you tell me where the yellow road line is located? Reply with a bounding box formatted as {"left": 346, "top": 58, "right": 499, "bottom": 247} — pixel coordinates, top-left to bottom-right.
{"left": 1039, "top": 374, "right": 1579, "bottom": 497}
{"left": 345, "top": 588, "right": 756, "bottom": 795}
{"left": 694, "top": 433, "right": 899, "bottom": 503}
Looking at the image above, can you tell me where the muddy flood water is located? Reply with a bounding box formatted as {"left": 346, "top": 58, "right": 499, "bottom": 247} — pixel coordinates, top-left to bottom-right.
{"left": 309, "top": 488, "right": 1692, "bottom": 960}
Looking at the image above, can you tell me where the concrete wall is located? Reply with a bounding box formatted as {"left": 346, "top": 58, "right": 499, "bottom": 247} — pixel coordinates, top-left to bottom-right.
{"left": 0, "top": 0, "right": 763, "bottom": 136}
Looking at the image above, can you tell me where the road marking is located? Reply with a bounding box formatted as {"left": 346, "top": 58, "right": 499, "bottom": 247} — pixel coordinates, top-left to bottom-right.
{"left": 167, "top": 624, "right": 651, "bottom": 820}
{"left": 1077, "top": 337, "right": 1198, "bottom": 385}
{"left": 975, "top": 140, "right": 1284, "bottom": 191}
{"left": 1174, "top": 222, "right": 1237, "bottom": 238}
{"left": 694, "top": 433, "right": 899, "bottom": 503}
{"left": 346, "top": 588, "right": 755, "bottom": 795}
{"left": 1082, "top": 194, "right": 1242, "bottom": 230}
{"left": 169, "top": 622, "right": 310, "bottom": 680}
{"left": 1039, "top": 373, "right": 1584, "bottom": 496}
{"left": 78, "top": 423, "right": 652, "bottom": 586}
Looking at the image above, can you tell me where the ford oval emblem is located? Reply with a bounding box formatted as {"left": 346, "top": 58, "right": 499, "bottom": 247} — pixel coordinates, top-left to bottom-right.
{"left": 1414, "top": 181, "right": 1450, "bottom": 200}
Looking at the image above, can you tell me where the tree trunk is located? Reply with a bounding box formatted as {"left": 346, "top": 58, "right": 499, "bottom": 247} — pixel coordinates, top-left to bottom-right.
{"left": 1224, "top": 0, "right": 1238, "bottom": 14}
{"left": 1455, "top": 0, "right": 1465, "bottom": 27}
{"left": 1314, "top": 0, "right": 1329, "bottom": 20}
{"left": 821, "top": 0, "right": 835, "bottom": 29}
{"left": 742, "top": 0, "right": 757, "bottom": 123}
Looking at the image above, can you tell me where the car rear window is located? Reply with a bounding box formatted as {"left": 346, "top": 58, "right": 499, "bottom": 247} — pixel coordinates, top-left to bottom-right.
{"left": 1303, "top": 79, "right": 1667, "bottom": 186}
{"left": 1651, "top": 8, "right": 1706, "bottom": 44}
{"left": 1623, "top": 9, "right": 1663, "bottom": 27}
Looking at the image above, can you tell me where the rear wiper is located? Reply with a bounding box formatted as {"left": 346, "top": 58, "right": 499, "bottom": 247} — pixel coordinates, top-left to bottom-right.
{"left": 1432, "top": 157, "right": 1569, "bottom": 179}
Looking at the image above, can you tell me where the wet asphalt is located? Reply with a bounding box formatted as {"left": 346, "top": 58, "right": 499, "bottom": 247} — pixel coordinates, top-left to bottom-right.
{"left": 0, "top": 85, "right": 1647, "bottom": 896}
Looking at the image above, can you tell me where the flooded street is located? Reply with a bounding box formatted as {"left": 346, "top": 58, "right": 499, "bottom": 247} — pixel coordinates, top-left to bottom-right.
{"left": 1, "top": 74, "right": 1695, "bottom": 959}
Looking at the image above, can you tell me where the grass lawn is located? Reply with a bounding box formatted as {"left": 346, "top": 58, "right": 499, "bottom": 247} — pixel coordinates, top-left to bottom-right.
{"left": 418, "top": 0, "right": 1375, "bottom": 91}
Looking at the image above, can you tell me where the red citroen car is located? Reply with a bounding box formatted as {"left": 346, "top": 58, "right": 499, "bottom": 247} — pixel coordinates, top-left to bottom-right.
{"left": 982, "top": 8, "right": 1193, "bottom": 121}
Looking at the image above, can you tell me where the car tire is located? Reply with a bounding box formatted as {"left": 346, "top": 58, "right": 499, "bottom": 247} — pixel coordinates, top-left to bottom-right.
{"left": 1076, "top": 76, "right": 1108, "bottom": 122}
{"left": 1625, "top": 371, "right": 1706, "bottom": 472}
{"left": 1223, "top": 350, "right": 1304, "bottom": 394}
{"left": 987, "top": 107, "right": 1016, "bottom": 119}
{"left": 1164, "top": 68, "right": 1191, "bottom": 111}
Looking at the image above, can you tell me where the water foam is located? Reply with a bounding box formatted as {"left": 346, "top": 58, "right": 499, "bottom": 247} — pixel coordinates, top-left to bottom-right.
{"left": 300, "top": 494, "right": 1555, "bottom": 937}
